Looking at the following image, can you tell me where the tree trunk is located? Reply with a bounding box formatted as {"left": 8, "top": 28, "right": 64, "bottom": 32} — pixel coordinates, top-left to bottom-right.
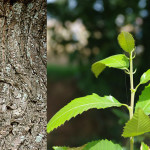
{"left": 0, "top": 0, "right": 47, "bottom": 149}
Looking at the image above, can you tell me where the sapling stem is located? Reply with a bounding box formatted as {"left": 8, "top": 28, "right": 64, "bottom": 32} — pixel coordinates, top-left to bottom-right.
{"left": 129, "top": 50, "right": 135, "bottom": 150}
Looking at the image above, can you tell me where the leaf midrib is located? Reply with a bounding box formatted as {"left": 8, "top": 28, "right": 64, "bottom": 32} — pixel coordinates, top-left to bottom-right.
{"left": 143, "top": 101, "right": 150, "bottom": 111}
{"left": 101, "top": 58, "right": 126, "bottom": 69}
{"left": 123, "top": 32, "right": 130, "bottom": 51}
{"left": 49, "top": 101, "right": 121, "bottom": 129}
{"left": 110, "top": 57, "right": 126, "bottom": 68}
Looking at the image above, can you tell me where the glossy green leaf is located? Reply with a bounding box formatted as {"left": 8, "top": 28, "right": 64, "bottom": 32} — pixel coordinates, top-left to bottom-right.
{"left": 135, "top": 84, "right": 150, "bottom": 115}
{"left": 53, "top": 140, "right": 123, "bottom": 150}
{"left": 91, "top": 54, "right": 129, "bottom": 78}
{"left": 118, "top": 31, "right": 135, "bottom": 53}
{"left": 47, "top": 93, "right": 123, "bottom": 133}
{"left": 83, "top": 139, "right": 123, "bottom": 150}
{"left": 122, "top": 108, "right": 150, "bottom": 137}
{"left": 140, "top": 142, "right": 150, "bottom": 150}
{"left": 140, "top": 69, "right": 150, "bottom": 84}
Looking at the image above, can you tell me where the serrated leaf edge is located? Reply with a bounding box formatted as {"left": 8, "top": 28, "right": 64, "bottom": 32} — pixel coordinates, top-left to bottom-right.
{"left": 122, "top": 108, "right": 150, "bottom": 138}
{"left": 135, "top": 84, "right": 150, "bottom": 114}
{"left": 47, "top": 94, "right": 123, "bottom": 133}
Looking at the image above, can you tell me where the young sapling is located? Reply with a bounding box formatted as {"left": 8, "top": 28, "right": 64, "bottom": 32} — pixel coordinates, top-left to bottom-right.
{"left": 47, "top": 31, "right": 150, "bottom": 150}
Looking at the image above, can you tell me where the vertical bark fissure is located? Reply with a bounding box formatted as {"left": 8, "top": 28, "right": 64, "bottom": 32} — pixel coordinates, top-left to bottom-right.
{"left": 0, "top": 1, "right": 46, "bottom": 149}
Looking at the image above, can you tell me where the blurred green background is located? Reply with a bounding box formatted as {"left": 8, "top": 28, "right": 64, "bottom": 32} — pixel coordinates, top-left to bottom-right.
{"left": 47, "top": 0, "right": 150, "bottom": 149}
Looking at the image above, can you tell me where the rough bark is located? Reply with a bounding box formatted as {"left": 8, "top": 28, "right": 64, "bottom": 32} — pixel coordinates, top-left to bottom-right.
{"left": 0, "top": 0, "right": 47, "bottom": 149}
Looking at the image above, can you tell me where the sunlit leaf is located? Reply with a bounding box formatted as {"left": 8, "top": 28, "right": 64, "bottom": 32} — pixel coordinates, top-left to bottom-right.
{"left": 135, "top": 84, "right": 150, "bottom": 115}
{"left": 82, "top": 139, "right": 123, "bottom": 150}
{"left": 47, "top": 93, "right": 123, "bottom": 133}
{"left": 122, "top": 108, "right": 150, "bottom": 137}
{"left": 140, "top": 69, "right": 150, "bottom": 85}
{"left": 140, "top": 142, "right": 150, "bottom": 150}
{"left": 118, "top": 31, "right": 135, "bottom": 53}
{"left": 53, "top": 139, "right": 123, "bottom": 150}
{"left": 91, "top": 54, "right": 129, "bottom": 78}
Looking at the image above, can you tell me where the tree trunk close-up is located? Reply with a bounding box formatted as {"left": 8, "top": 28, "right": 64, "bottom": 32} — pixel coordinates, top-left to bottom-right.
{"left": 0, "top": 0, "right": 47, "bottom": 149}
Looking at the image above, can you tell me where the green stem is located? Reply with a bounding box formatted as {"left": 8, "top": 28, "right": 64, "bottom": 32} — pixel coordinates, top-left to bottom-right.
{"left": 130, "top": 137, "right": 134, "bottom": 150}
{"left": 129, "top": 51, "right": 135, "bottom": 150}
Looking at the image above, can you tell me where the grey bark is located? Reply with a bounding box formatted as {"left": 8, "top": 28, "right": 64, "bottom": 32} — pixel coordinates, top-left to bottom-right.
{"left": 0, "top": 0, "right": 47, "bottom": 149}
